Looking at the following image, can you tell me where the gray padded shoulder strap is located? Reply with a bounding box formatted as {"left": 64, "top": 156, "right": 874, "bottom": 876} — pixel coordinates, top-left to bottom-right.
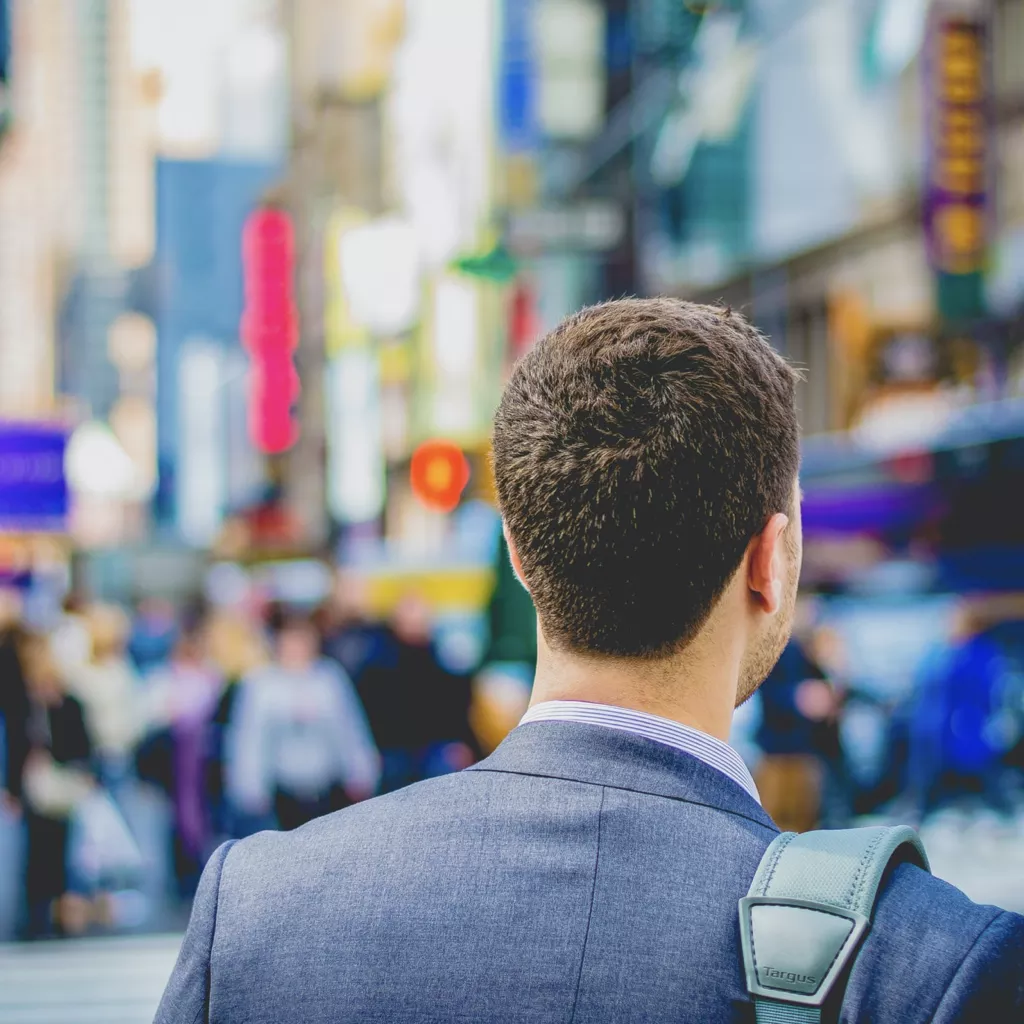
{"left": 739, "top": 826, "right": 929, "bottom": 1024}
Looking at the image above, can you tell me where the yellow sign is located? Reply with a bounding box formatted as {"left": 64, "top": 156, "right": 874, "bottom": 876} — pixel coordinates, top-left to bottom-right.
{"left": 927, "top": 19, "right": 989, "bottom": 276}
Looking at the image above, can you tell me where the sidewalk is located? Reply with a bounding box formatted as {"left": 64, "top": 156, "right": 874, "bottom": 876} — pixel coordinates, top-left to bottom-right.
{"left": 0, "top": 933, "right": 180, "bottom": 1024}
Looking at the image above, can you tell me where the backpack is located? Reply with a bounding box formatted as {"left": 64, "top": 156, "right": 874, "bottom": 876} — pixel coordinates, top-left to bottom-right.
{"left": 739, "top": 825, "right": 929, "bottom": 1023}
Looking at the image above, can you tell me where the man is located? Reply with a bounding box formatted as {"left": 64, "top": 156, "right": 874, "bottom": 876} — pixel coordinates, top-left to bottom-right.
{"left": 157, "top": 299, "right": 1023, "bottom": 1023}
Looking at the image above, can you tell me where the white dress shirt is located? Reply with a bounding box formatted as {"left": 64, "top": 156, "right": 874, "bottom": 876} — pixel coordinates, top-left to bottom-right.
{"left": 520, "top": 699, "right": 760, "bottom": 803}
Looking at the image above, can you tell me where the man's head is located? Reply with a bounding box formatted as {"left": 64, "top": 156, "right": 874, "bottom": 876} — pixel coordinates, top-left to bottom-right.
{"left": 492, "top": 298, "right": 801, "bottom": 705}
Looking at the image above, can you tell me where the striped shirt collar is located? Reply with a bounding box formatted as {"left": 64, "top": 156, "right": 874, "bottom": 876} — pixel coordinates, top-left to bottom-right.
{"left": 519, "top": 700, "right": 760, "bottom": 804}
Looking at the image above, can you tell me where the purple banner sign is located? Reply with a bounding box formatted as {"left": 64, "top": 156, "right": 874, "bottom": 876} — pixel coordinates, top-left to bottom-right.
{"left": 0, "top": 422, "right": 69, "bottom": 532}
{"left": 802, "top": 483, "right": 942, "bottom": 538}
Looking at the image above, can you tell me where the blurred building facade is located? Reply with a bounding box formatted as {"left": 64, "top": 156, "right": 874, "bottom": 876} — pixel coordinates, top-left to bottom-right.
{"left": 0, "top": 0, "right": 80, "bottom": 421}
{"left": 280, "top": 0, "right": 505, "bottom": 597}
{"left": 650, "top": 0, "right": 1024, "bottom": 440}
{"left": 0, "top": 0, "right": 1022, "bottom": 619}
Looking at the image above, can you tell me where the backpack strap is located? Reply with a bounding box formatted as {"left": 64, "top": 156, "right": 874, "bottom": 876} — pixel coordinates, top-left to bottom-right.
{"left": 739, "top": 826, "right": 929, "bottom": 1024}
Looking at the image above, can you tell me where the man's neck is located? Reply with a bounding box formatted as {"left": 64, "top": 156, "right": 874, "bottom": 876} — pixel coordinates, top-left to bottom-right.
{"left": 528, "top": 624, "right": 742, "bottom": 743}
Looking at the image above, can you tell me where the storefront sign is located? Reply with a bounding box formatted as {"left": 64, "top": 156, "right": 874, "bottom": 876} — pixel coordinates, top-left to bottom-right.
{"left": 499, "top": 0, "right": 538, "bottom": 152}
{"left": 923, "top": 8, "right": 991, "bottom": 312}
{"left": 241, "top": 207, "right": 300, "bottom": 453}
{"left": 0, "top": 423, "right": 68, "bottom": 532}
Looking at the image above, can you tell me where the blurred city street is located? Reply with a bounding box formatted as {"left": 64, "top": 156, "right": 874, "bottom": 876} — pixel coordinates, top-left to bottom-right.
{"left": 0, "top": 0, "right": 1023, "bottom": 1018}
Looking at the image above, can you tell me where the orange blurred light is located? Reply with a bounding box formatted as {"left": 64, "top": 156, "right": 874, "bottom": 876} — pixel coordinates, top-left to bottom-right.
{"left": 410, "top": 440, "right": 470, "bottom": 513}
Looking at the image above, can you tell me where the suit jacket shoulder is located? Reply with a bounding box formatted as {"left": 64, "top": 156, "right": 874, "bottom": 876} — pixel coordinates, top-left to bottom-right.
{"left": 155, "top": 723, "right": 1024, "bottom": 1024}
{"left": 842, "top": 860, "right": 1024, "bottom": 1021}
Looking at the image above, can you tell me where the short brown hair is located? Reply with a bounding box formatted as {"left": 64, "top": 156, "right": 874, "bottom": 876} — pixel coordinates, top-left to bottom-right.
{"left": 492, "top": 297, "right": 800, "bottom": 658}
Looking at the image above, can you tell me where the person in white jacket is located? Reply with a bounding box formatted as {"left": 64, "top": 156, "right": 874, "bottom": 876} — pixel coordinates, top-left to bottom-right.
{"left": 226, "top": 607, "right": 380, "bottom": 831}
{"left": 68, "top": 604, "right": 143, "bottom": 789}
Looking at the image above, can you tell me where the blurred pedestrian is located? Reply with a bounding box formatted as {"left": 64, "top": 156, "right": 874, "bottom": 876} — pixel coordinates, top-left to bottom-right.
{"left": 128, "top": 596, "right": 179, "bottom": 675}
{"left": 15, "top": 633, "right": 94, "bottom": 938}
{"left": 69, "top": 604, "right": 143, "bottom": 794}
{"left": 804, "top": 621, "right": 856, "bottom": 827}
{"left": 49, "top": 592, "right": 91, "bottom": 683}
{"left": 204, "top": 609, "right": 269, "bottom": 840}
{"left": 357, "top": 594, "right": 477, "bottom": 791}
{"left": 0, "top": 589, "right": 28, "bottom": 814}
{"left": 143, "top": 618, "right": 223, "bottom": 896}
{"left": 319, "top": 570, "right": 388, "bottom": 683}
{"left": 754, "top": 637, "right": 837, "bottom": 833}
{"left": 226, "top": 606, "right": 380, "bottom": 831}
{"left": 907, "top": 601, "right": 1016, "bottom": 823}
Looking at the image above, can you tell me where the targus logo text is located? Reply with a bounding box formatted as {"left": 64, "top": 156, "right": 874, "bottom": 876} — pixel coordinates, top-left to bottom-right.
{"left": 762, "top": 967, "right": 817, "bottom": 985}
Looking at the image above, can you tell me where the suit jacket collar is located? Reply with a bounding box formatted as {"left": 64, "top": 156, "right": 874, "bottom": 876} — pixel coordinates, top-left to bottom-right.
{"left": 467, "top": 720, "right": 778, "bottom": 834}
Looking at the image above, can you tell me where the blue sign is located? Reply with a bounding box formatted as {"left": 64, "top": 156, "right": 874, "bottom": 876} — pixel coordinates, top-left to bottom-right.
{"left": 499, "top": 0, "right": 538, "bottom": 152}
{"left": 0, "top": 423, "right": 69, "bottom": 531}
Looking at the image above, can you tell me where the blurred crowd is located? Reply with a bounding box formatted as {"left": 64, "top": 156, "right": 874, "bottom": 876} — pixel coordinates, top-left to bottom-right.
{"left": 746, "top": 595, "right": 1024, "bottom": 835}
{"left": 0, "top": 576, "right": 494, "bottom": 941}
{"left": 2, "top": 574, "right": 1024, "bottom": 941}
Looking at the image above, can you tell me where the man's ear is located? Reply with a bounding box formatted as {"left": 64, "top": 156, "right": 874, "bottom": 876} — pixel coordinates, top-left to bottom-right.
{"left": 746, "top": 512, "right": 789, "bottom": 615}
{"left": 503, "top": 522, "right": 529, "bottom": 592}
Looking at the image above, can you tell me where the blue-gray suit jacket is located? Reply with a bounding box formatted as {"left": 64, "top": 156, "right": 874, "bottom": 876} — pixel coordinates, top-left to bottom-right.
{"left": 156, "top": 722, "right": 1024, "bottom": 1022}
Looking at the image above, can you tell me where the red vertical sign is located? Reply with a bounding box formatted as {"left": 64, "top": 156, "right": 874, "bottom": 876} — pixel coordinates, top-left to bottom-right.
{"left": 241, "top": 208, "right": 300, "bottom": 454}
